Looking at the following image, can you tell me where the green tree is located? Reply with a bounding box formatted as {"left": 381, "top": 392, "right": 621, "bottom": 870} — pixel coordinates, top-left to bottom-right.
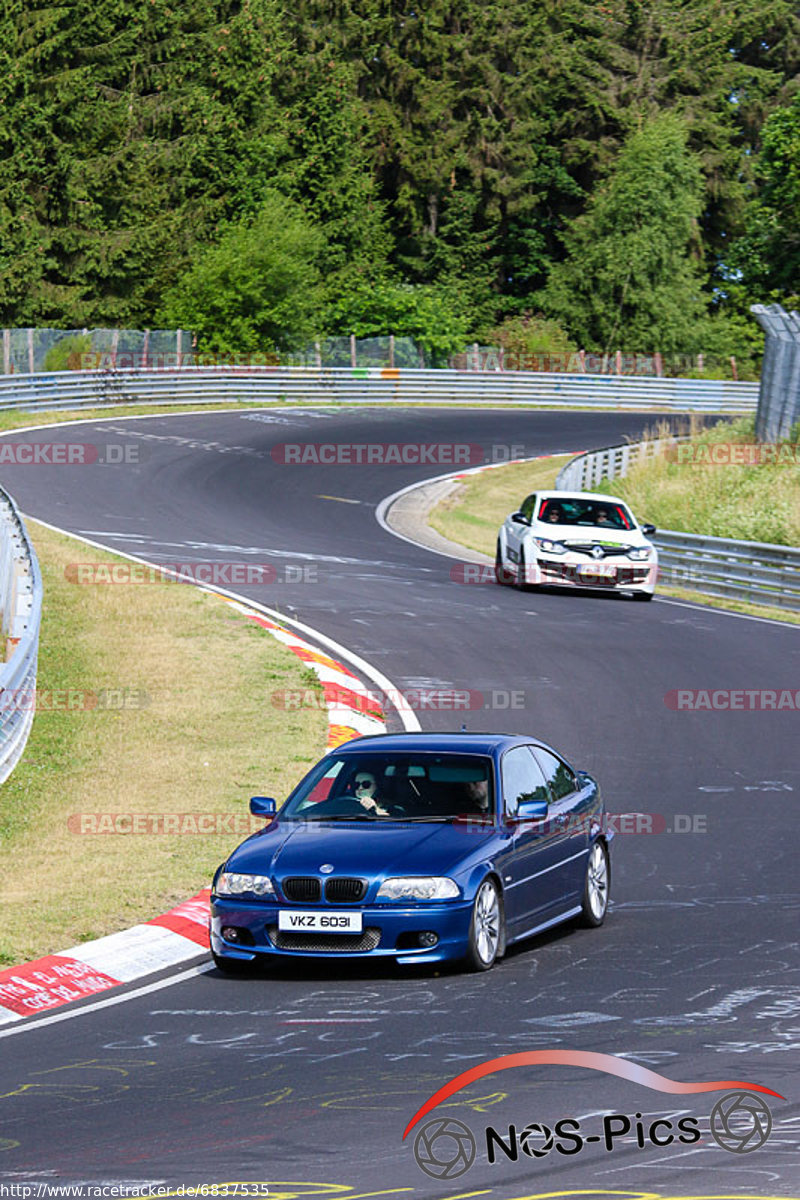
{"left": 728, "top": 94, "right": 800, "bottom": 302}
{"left": 0, "top": 0, "right": 290, "bottom": 327}
{"left": 158, "top": 192, "right": 325, "bottom": 354}
{"left": 325, "top": 279, "right": 469, "bottom": 364}
{"left": 540, "top": 115, "right": 708, "bottom": 353}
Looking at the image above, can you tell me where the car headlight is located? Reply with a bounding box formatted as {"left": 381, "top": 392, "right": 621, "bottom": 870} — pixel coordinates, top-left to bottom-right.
{"left": 534, "top": 537, "right": 567, "bottom": 555}
{"left": 215, "top": 871, "right": 275, "bottom": 897}
{"left": 628, "top": 547, "right": 652, "bottom": 560}
{"left": 376, "top": 876, "right": 460, "bottom": 902}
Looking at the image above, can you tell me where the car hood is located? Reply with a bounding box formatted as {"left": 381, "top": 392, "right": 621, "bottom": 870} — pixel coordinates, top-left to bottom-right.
{"left": 531, "top": 523, "right": 652, "bottom": 548}
{"left": 225, "top": 819, "right": 492, "bottom": 880}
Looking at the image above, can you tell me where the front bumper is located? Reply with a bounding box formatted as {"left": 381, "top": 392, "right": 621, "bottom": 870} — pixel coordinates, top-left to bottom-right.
{"left": 210, "top": 896, "right": 475, "bottom": 965}
{"left": 521, "top": 555, "right": 657, "bottom": 593}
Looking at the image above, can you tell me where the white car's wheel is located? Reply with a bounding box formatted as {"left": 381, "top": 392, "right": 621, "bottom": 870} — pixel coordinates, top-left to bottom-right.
{"left": 516, "top": 546, "right": 528, "bottom": 590}
{"left": 495, "top": 540, "right": 514, "bottom": 586}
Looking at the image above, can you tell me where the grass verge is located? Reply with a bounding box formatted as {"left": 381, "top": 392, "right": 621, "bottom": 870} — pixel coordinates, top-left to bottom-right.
{"left": 0, "top": 401, "right": 304, "bottom": 433}
{"left": 428, "top": 455, "right": 571, "bottom": 557}
{"left": 594, "top": 416, "right": 800, "bottom": 546}
{"left": 0, "top": 520, "right": 327, "bottom": 967}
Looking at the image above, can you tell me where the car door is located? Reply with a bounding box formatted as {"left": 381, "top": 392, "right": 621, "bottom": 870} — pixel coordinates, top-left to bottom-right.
{"left": 500, "top": 744, "right": 565, "bottom": 931}
{"left": 531, "top": 746, "right": 591, "bottom": 905}
{"left": 503, "top": 493, "right": 536, "bottom": 569}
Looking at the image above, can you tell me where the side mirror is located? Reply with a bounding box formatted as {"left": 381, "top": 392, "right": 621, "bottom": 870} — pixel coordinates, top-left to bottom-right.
{"left": 250, "top": 796, "right": 277, "bottom": 817}
{"left": 516, "top": 799, "right": 548, "bottom": 821}
{"left": 641, "top": 523, "right": 656, "bottom": 536}
{"left": 511, "top": 511, "right": 529, "bottom": 525}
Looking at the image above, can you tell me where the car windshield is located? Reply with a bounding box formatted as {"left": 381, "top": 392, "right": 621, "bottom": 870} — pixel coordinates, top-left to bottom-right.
{"left": 539, "top": 498, "right": 634, "bottom": 530}
{"left": 280, "top": 752, "right": 494, "bottom": 822}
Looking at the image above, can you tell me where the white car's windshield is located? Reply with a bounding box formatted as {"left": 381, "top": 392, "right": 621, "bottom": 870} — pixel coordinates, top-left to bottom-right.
{"left": 539, "top": 498, "right": 634, "bottom": 530}
{"left": 281, "top": 752, "right": 494, "bottom": 821}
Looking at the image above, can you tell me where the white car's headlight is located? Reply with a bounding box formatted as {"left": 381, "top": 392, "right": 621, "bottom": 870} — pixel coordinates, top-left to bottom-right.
{"left": 216, "top": 871, "right": 275, "bottom": 897}
{"left": 534, "top": 537, "right": 567, "bottom": 555}
{"left": 628, "top": 547, "right": 652, "bottom": 560}
{"left": 376, "top": 876, "right": 460, "bottom": 902}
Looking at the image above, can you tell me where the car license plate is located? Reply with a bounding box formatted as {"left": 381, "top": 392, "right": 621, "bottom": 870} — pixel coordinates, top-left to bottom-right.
{"left": 278, "top": 910, "right": 363, "bottom": 933}
{"left": 579, "top": 564, "right": 617, "bottom": 579}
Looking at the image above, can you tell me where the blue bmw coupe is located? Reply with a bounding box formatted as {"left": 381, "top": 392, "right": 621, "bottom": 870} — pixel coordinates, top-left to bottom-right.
{"left": 210, "top": 732, "right": 612, "bottom": 973}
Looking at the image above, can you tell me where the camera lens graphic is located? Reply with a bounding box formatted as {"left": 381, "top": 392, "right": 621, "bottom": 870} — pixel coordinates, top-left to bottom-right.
{"left": 520, "top": 1122, "right": 555, "bottom": 1157}
{"left": 710, "top": 1090, "right": 772, "bottom": 1153}
{"left": 413, "top": 1117, "right": 477, "bottom": 1179}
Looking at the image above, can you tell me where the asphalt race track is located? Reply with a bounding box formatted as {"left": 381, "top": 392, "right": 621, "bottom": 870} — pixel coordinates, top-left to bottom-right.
{"left": 0, "top": 406, "right": 798, "bottom": 1198}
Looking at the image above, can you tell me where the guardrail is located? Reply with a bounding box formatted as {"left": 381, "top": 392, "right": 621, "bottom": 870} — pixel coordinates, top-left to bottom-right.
{"left": 0, "top": 366, "right": 758, "bottom": 413}
{"left": 554, "top": 437, "right": 681, "bottom": 490}
{"left": 556, "top": 442, "right": 800, "bottom": 611}
{"left": 0, "top": 487, "right": 42, "bottom": 783}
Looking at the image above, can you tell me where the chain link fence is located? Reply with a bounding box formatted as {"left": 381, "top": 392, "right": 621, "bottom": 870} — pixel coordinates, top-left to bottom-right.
{"left": 751, "top": 304, "right": 800, "bottom": 442}
{"left": 1, "top": 329, "right": 193, "bottom": 374}
{"left": 0, "top": 329, "right": 759, "bottom": 378}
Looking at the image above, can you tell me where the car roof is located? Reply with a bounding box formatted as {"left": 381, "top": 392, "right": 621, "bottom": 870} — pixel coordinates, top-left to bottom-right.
{"left": 330, "top": 731, "right": 559, "bottom": 757}
{"left": 533, "top": 490, "right": 631, "bottom": 505}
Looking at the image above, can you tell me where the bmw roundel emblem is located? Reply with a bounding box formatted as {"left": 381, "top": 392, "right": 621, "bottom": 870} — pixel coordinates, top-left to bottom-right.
{"left": 319, "top": 863, "right": 334, "bottom": 874}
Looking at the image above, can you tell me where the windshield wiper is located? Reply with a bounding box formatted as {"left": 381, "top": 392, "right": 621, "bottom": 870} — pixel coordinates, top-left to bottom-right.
{"left": 400, "top": 815, "right": 483, "bottom": 823}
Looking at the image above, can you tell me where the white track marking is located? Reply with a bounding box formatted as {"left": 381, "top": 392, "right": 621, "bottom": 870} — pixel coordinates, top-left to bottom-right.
{"left": 26, "top": 516, "right": 421, "bottom": 731}
{"left": 0, "top": 963, "right": 214, "bottom": 1039}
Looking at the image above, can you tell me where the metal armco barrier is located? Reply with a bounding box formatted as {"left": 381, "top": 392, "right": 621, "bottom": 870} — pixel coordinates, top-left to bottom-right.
{"left": 751, "top": 304, "right": 800, "bottom": 442}
{"left": 0, "top": 366, "right": 758, "bottom": 413}
{"left": 556, "top": 442, "right": 800, "bottom": 611}
{"left": 0, "top": 486, "right": 42, "bottom": 783}
{"left": 652, "top": 530, "right": 800, "bottom": 611}
{"left": 554, "top": 437, "right": 679, "bottom": 490}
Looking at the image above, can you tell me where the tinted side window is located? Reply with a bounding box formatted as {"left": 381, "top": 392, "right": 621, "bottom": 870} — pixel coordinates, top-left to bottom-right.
{"left": 501, "top": 746, "right": 549, "bottom": 816}
{"left": 533, "top": 748, "right": 576, "bottom": 801}
{"left": 520, "top": 494, "right": 537, "bottom": 521}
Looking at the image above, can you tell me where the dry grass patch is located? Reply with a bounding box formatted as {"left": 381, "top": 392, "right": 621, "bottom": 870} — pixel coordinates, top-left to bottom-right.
{"left": 0, "top": 401, "right": 303, "bottom": 433}
{"left": 596, "top": 416, "right": 800, "bottom": 546}
{"left": 428, "top": 455, "right": 572, "bottom": 558}
{"left": 0, "top": 521, "right": 327, "bottom": 966}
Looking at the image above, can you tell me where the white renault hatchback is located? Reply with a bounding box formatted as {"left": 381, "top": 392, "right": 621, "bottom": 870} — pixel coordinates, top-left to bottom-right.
{"left": 496, "top": 490, "right": 658, "bottom": 600}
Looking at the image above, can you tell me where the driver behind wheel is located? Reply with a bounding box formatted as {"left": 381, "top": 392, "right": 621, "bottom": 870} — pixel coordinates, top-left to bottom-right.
{"left": 352, "top": 771, "right": 391, "bottom": 816}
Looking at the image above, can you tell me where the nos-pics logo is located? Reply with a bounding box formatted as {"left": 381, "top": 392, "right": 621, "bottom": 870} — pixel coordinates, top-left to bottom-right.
{"left": 404, "top": 1050, "right": 782, "bottom": 1181}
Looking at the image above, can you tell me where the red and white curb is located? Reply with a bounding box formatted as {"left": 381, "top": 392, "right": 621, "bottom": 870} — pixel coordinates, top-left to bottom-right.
{"left": 220, "top": 599, "right": 386, "bottom": 747}
{"left": 0, "top": 599, "right": 386, "bottom": 1025}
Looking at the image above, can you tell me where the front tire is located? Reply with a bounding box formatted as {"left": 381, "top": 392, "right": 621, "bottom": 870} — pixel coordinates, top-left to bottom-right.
{"left": 632, "top": 591, "right": 654, "bottom": 602}
{"left": 580, "top": 841, "right": 610, "bottom": 927}
{"left": 465, "top": 877, "right": 504, "bottom": 971}
{"left": 515, "top": 546, "right": 528, "bottom": 590}
{"left": 495, "top": 540, "right": 514, "bottom": 586}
